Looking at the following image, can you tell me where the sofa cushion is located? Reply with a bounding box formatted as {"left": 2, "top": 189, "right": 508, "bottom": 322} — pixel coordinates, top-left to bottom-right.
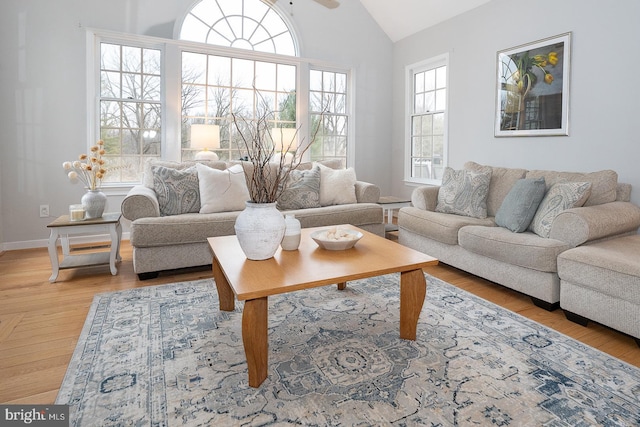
{"left": 525, "top": 169, "right": 617, "bottom": 207}
{"left": 130, "top": 212, "right": 239, "bottom": 247}
{"left": 197, "top": 163, "right": 250, "bottom": 213}
{"left": 495, "top": 177, "right": 546, "bottom": 232}
{"left": 398, "top": 206, "right": 495, "bottom": 245}
{"left": 130, "top": 203, "right": 382, "bottom": 247}
{"left": 277, "top": 166, "right": 321, "bottom": 210}
{"left": 152, "top": 165, "right": 200, "bottom": 216}
{"left": 529, "top": 181, "right": 592, "bottom": 238}
{"left": 436, "top": 167, "right": 491, "bottom": 218}
{"left": 459, "top": 226, "right": 570, "bottom": 272}
{"left": 557, "top": 235, "right": 640, "bottom": 301}
{"left": 317, "top": 163, "right": 357, "bottom": 206}
{"left": 465, "top": 161, "right": 527, "bottom": 217}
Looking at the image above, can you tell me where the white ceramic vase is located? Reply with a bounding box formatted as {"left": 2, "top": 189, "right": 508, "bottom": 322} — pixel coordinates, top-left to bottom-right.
{"left": 234, "top": 202, "right": 286, "bottom": 260}
{"left": 281, "top": 214, "right": 301, "bottom": 251}
{"left": 81, "top": 189, "right": 107, "bottom": 219}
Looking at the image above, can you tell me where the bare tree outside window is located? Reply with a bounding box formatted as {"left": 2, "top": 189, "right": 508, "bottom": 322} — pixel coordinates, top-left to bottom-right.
{"left": 309, "top": 69, "right": 349, "bottom": 167}
{"left": 99, "top": 43, "right": 162, "bottom": 183}
{"left": 181, "top": 52, "right": 297, "bottom": 161}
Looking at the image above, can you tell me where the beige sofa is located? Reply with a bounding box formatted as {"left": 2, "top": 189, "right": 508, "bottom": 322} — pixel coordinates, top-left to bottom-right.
{"left": 122, "top": 159, "right": 384, "bottom": 279}
{"left": 398, "top": 161, "right": 640, "bottom": 310}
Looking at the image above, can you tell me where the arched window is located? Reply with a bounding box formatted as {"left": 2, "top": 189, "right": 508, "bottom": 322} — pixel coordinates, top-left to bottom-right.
{"left": 179, "top": 0, "right": 298, "bottom": 56}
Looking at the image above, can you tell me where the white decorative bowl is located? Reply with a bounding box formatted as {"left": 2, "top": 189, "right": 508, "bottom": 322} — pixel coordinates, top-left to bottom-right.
{"left": 310, "top": 228, "right": 363, "bottom": 251}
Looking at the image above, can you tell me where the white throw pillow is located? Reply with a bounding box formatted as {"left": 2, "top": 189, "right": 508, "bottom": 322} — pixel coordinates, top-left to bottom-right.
{"left": 196, "top": 163, "right": 250, "bottom": 213}
{"left": 316, "top": 163, "right": 357, "bottom": 206}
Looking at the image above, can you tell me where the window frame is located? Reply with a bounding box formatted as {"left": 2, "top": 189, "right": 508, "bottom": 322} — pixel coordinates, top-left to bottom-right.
{"left": 307, "top": 66, "right": 354, "bottom": 167}
{"left": 86, "top": 28, "right": 354, "bottom": 189}
{"left": 404, "top": 54, "right": 449, "bottom": 186}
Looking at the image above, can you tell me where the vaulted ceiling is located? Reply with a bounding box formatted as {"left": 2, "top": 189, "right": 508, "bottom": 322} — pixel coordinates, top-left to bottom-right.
{"left": 359, "top": 0, "right": 493, "bottom": 42}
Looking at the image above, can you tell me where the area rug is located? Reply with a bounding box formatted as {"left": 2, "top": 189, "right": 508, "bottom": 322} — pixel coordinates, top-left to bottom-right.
{"left": 56, "top": 274, "right": 640, "bottom": 426}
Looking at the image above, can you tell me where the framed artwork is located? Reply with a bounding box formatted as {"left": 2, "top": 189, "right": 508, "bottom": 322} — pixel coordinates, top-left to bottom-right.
{"left": 495, "top": 32, "right": 571, "bottom": 137}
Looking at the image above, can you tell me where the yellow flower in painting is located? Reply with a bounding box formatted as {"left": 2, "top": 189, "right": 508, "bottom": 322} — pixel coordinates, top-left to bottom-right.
{"left": 544, "top": 73, "right": 554, "bottom": 84}
{"left": 533, "top": 55, "right": 547, "bottom": 67}
{"left": 548, "top": 52, "right": 558, "bottom": 66}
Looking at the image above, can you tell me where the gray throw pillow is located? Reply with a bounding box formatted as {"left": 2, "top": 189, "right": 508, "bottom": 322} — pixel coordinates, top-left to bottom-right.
{"left": 529, "top": 181, "right": 592, "bottom": 238}
{"left": 277, "top": 166, "right": 321, "bottom": 210}
{"left": 495, "top": 178, "right": 546, "bottom": 233}
{"left": 436, "top": 167, "right": 492, "bottom": 219}
{"left": 152, "top": 165, "right": 200, "bottom": 216}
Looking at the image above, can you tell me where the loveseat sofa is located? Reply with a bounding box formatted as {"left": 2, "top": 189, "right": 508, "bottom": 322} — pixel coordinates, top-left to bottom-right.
{"left": 398, "top": 161, "right": 640, "bottom": 310}
{"left": 122, "top": 159, "right": 384, "bottom": 279}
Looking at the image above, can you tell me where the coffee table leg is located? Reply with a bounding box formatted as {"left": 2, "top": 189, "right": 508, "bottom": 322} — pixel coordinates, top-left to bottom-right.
{"left": 337, "top": 282, "right": 346, "bottom": 290}
{"left": 243, "top": 297, "right": 268, "bottom": 387}
{"left": 213, "top": 258, "right": 235, "bottom": 311}
{"left": 399, "top": 269, "right": 427, "bottom": 340}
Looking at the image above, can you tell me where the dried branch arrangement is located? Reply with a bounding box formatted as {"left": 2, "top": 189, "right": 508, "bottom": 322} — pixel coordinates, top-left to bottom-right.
{"left": 231, "top": 111, "right": 320, "bottom": 204}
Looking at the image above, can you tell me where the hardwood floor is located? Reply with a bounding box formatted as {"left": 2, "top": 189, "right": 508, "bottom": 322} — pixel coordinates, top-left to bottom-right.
{"left": 1, "top": 238, "right": 638, "bottom": 405}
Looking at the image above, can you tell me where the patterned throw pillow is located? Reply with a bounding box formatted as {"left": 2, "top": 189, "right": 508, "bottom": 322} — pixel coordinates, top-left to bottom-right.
{"left": 495, "top": 178, "right": 546, "bottom": 233}
{"left": 529, "top": 181, "right": 592, "bottom": 238}
{"left": 277, "top": 166, "right": 321, "bottom": 210}
{"left": 152, "top": 165, "right": 200, "bottom": 216}
{"left": 435, "top": 167, "right": 492, "bottom": 218}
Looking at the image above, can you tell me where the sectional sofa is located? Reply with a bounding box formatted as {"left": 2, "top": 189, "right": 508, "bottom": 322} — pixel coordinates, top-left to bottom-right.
{"left": 398, "top": 161, "right": 640, "bottom": 310}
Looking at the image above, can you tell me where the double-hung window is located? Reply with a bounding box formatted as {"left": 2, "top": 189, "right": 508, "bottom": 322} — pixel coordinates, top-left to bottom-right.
{"left": 309, "top": 69, "right": 350, "bottom": 168}
{"left": 406, "top": 54, "right": 448, "bottom": 184}
{"left": 98, "top": 41, "right": 163, "bottom": 184}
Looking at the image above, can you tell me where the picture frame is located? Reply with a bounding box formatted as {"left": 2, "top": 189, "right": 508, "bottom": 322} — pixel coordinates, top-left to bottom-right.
{"left": 495, "top": 32, "right": 571, "bottom": 137}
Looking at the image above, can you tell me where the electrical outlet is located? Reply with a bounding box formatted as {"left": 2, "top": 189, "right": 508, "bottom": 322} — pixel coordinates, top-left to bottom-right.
{"left": 40, "top": 204, "right": 49, "bottom": 218}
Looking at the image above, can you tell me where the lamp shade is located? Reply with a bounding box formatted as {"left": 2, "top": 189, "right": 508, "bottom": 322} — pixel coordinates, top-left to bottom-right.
{"left": 191, "top": 124, "right": 220, "bottom": 150}
{"left": 271, "top": 128, "right": 297, "bottom": 152}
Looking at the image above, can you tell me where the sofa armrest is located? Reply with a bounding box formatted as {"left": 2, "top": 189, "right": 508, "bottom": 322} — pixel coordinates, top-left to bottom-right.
{"left": 121, "top": 185, "right": 160, "bottom": 221}
{"left": 355, "top": 181, "right": 381, "bottom": 204}
{"left": 550, "top": 201, "right": 640, "bottom": 247}
{"left": 411, "top": 185, "right": 440, "bottom": 211}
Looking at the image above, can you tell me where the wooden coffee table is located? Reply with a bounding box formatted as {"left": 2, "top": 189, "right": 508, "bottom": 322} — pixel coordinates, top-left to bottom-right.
{"left": 207, "top": 225, "right": 438, "bottom": 387}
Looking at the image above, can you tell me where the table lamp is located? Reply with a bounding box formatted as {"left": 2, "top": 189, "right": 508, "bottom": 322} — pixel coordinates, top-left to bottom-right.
{"left": 271, "top": 128, "right": 297, "bottom": 163}
{"left": 191, "top": 124, "right": 220, "bottom": 161}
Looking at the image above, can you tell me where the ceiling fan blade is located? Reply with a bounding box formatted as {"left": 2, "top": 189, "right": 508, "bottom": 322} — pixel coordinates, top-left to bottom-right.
{"left": 312, "top": 0, "right": 340, "bottom": 9}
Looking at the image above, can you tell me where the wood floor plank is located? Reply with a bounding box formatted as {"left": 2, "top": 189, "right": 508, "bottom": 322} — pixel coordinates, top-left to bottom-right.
{"left": 0, "top": 238, "right": 638, "bottom": 405}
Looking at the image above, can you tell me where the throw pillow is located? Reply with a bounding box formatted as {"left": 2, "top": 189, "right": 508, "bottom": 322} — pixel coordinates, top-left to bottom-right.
{"left": 196, "top": 163, "right": 250, "bottom": 213}
{"left": 529, "top": 181, "right": 592, "bottom": 238}
{"left": 143, "top": 159, "right": 227, "bottom": 188}
{"left": 151, "top": 165, "right": 200, "bottom": 216}
{"left": 316, "top": 163, "right": 357, "bottom": 206}
{"left": 495, "top": 178, "right": 546, "bottom": 233}
{"left": 435, "top": 167, "right": 492, "bottom": 218}
{"left": 277, "top": 166, "right": 321, "bottom": 210}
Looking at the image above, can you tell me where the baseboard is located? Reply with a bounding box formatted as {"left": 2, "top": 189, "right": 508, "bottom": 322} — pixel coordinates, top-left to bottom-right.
{"left": 2, "top": 232, "right": 131, "bottom": 252}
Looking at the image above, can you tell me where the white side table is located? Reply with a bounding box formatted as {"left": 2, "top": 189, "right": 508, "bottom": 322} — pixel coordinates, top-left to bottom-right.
{"left": 47, "top": 212, "right": 122, "bottom": 283}
{"left": 378, "top": 196, "right": 411, "bottom": 232}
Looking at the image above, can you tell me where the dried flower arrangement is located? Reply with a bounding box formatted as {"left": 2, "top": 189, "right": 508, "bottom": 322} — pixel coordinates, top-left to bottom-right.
{"left": 62, "top": 140, "right": 108, "bottom": 190}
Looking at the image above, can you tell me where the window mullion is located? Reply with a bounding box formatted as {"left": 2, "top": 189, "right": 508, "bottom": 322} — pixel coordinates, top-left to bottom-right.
{"left": 164, "top": 44, "right": 182, "bottom": 161}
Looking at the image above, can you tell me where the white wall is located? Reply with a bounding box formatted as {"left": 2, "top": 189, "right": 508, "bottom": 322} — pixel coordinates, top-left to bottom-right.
{"left": 391, "top": 0, "right": 640, "bottom": 207}
{"left": 0, "top": 0, "right": 392, "bottom": 249}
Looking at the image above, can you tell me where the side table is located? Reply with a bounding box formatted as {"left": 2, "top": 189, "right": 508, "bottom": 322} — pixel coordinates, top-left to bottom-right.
{"left": 378, "top": 196, "right": 411, "bottom": 232}
{"left": 47, "top": 212, "right": 122, "bottom": 283}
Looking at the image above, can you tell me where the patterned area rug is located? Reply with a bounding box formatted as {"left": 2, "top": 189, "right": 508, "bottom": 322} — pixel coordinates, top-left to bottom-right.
{"left": 56, "top": 274, "right": 640, "bottom": 426}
